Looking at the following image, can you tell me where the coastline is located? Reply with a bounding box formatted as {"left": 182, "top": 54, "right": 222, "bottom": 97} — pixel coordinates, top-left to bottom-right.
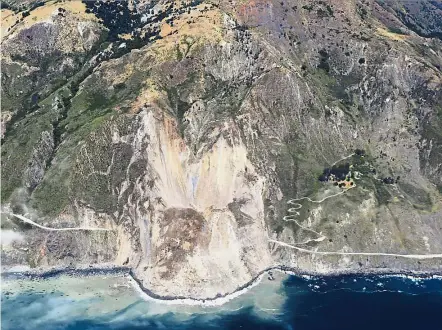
{"left": 0, "top": 263, "right": 129, "bottom": 280}
{"left": 127, "top": 266, "right": 442, "bottom": 306}
{"left": 2, "top": 264, "right": 442, "bottom": 306}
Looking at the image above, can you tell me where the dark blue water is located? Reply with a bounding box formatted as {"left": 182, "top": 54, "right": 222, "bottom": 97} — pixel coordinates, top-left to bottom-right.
{"left": 2, "top": 274, "right": 442, "bottom": 330}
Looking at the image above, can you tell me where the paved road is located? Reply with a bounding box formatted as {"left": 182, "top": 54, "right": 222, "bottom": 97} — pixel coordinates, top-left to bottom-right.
{"left": 269, "top": 239, "right": 442, "bottom": 259}
{"left": 2, "top": 212, "right": 113, "bottom": 232}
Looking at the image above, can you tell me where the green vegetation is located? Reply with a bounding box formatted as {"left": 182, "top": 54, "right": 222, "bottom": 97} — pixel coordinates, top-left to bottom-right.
{"left": 1, "top": 103, "right": 55, "bottom": 201}
{"left": 373, "top": 180, "right": 393, "bottom": 205}
{"left": 31, "top": 158, "right": 71, "bottom": 216}
{"left": 398, "top": 182, "right": 433, "bottom": 210}
{"left": 302, "top": 4, "right": 314, "bottom": 12}
{"left": 4, "top": 46, "right": 149, "bottom": 214}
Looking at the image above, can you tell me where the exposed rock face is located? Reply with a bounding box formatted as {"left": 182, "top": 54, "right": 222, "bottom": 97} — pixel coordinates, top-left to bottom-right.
{"left": 1, "top": 0, "right": 442, "bottom": 298}
{"left": 23, "top": 130, "right": 54, "bottom": 190}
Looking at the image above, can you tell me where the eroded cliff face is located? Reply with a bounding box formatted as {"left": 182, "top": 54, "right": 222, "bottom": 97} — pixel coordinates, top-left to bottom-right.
{"left": 1, "top": 0, "right": 442, "bottom": 298}
{"left": 123, "top": 110, "right": 272, "bottom": 297}
{"left": 85, "top": 108, "right": 272, "bottom": 297}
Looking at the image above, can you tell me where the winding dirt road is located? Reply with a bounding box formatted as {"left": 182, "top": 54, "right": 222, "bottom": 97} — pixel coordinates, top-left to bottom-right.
{"left": 276, "top": 181, "right": 442, "bottom": 259}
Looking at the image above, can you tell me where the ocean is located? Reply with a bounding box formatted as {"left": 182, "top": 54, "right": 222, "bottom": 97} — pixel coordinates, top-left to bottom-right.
{"left": 2, "top": 270, "right": 442, "bottom": 330}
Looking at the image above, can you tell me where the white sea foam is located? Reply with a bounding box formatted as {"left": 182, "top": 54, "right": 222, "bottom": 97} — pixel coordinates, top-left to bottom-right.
{"left": 378, "top": 273, "right": 428, "bottom": 282}
{"left": 3, "top": 265, "right": 31, "bottom": 272}
{"left": 128, "top": 272, "right": 267, "bottom": 307}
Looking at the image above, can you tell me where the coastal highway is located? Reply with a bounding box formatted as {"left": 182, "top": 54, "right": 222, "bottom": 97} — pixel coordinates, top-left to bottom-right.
{"left": 2, "top": 212, "right": 113, "bottom": 231}
{"left": 268, "top": 239, "right": 442, "bottom": 259}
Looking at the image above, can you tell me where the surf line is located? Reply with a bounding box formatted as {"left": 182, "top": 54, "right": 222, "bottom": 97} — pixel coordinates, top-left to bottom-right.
{"left": 2, "top": 212, "right": 113, "bottom": 232}
{"left": 269, "top": 239, "right": 442, "bottom": 259}
{"left": 127, "top": 270, "right": 269, "bottom": 307}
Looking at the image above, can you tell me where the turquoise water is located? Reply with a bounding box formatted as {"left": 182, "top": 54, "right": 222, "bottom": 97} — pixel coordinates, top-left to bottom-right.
{"left": 2, "top": 271, "right": 442, "bottom": 330}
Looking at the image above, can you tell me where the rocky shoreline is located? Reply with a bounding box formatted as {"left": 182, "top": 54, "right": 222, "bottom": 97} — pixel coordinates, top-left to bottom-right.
{"left": 128, "top": 266, "right": 442, "bottom": 305}
{"left": 3, "top": 264, "right": 441, "bottom": 306}
{"left": 1, "top": 264, "right": 129, "bottom": 280}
